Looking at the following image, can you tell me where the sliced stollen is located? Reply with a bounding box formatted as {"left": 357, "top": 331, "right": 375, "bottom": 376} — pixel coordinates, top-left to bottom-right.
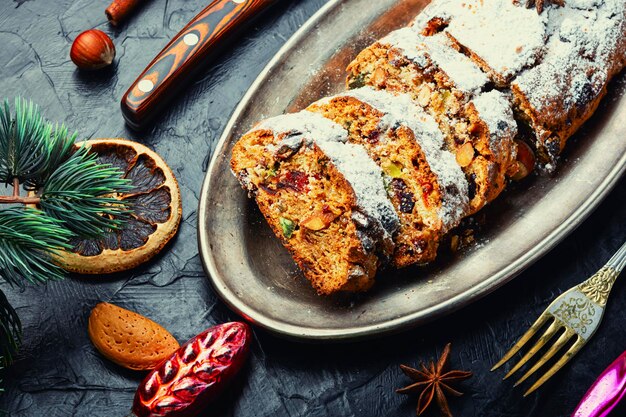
{"left": 466, "top": 91, "right": 519, "bottom": 208}
{"left": 511, "top": 1, "right": 626, "bottom": 161}
{"left": 411, "top": 0, "right": 548, "bottom": 86}
{"left": 230, "top": 111, "right": 399, "bottom": 295}
{"left": 346, "top": 32, "right": 518, "bottom": 213}
{"left": 347, "top": 28, "right": 489, "bottom": 97}
{"left": 346, "top": 29, "right": 489, "bottom": 141}
{"left": 307, "top": 87, "right": 469, "bottom": 268}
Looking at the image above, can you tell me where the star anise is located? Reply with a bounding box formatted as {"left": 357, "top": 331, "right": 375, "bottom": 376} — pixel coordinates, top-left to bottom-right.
{"left": 523, "top": 0, "right": 565, "bottom": 14}
{"left": 396, "top": 343, "right": 472, "bottom": 417}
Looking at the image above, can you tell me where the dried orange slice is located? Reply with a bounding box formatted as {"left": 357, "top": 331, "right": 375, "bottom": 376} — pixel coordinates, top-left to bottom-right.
{"left": 54, "top": 138, "right": 182, "bottom": 274}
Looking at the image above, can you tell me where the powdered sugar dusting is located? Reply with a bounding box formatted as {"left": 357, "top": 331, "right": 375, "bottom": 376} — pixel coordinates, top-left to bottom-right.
{"left": 471, "top": 91, "right": 518, "bottom": 161}
{"left": 380, "top": 28, "right": 429, "bottom": 68}
{"left": 380, "top": 29, "right": 489, "bottom": 94}
{"left": 411, "top": 0, "right": 457, "bottom": 31}
{"left": 253, "top": 111, "right": 348, "bottom": 147}
{"left": 328, "top": 87, "right": 470, "bottom": 231}
{"left": 513, "top": 1, "right": 625, "bottom": 126}
{"left": 415, "top": 0, "right": 548, "bottom": 83}
{"left": 316, "top": 140, "right": 400, "bottom": 236}
{"left": 422, "top": 34, "right": 490, "bottom": 94}
{"left": 250, "top": 110, "right": 399, "bottom": 239}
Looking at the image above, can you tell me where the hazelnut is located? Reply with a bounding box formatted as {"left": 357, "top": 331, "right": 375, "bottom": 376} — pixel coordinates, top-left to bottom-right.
{"left": 511, "top": 140, "right": 536, "bottom": 181}
{"left": 70, "top": 29, "right": 115, "bottom": 70}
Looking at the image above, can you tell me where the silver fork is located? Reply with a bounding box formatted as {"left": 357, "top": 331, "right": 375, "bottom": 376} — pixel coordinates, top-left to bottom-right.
{"left": 491, "top": 240, "right": 626, "bottom": 396}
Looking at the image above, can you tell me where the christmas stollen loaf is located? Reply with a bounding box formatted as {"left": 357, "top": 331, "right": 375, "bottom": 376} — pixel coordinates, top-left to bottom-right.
{"left": 230, "top": 0, "right": 625, "bottom": 295}
{"left": 511, "top": 2, "right": 626, "bottom": 161}
{"left": 230, "top": 111, "right": 399, "bottom": 295}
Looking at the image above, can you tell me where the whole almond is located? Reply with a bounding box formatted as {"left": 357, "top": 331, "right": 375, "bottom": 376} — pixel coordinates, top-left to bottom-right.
{"left": 88, "top": 302, "right": 179, "bottom": 371}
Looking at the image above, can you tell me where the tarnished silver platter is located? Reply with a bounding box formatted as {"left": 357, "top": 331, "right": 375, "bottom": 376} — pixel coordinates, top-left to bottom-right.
{"left": 198, "top": 0, "right": 626, "bottom": 340}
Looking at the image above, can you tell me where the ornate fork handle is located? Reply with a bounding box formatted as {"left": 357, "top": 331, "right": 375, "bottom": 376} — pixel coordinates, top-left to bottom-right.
{"left": 493, "top": 240, "right": 626, "bottom": 397}
{"left": 578, "top": 241, "right": 626, "bottom": 306}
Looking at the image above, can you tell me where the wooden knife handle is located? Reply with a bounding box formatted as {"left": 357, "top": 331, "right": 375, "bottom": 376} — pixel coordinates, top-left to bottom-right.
{"left": 121, "top": 0, "right": 277, "bottom": 130}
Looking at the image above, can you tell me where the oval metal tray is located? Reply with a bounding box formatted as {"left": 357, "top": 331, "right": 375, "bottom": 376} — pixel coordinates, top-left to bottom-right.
{"left": 198, "top": 0, "right": 626, "bottom": 341}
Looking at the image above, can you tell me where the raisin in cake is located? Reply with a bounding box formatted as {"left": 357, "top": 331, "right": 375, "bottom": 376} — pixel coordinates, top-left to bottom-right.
{"left": 308, "top": 87, "right": 469, "bottom": 267}
{"left": 231, "top": 111, "right": 399, "bottom": 294}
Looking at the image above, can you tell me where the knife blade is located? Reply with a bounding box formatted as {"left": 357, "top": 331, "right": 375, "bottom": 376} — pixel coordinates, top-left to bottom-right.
{"left": 121, "top": 0, "right": 279, "bottom": 130}
{"left": 572, "top": 350, "right": 626, "bottom": 417}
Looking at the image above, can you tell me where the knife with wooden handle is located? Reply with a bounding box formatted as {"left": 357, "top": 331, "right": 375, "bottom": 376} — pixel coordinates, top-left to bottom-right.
{"left": 121, "top": 0, "right": 278, "bottom": 130}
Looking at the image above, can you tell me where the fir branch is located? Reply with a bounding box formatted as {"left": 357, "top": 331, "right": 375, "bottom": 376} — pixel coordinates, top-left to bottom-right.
{"left": 0, "top": 208, "right": 71, "bottom": 288}
{"left": 0, "top": 98, "right": 137, "bottom": 391}
{"left": 26, "top": 123, "right": 76, "bottom": 189}
{"left": 0, "top": 289, "right": 20, "bottom": 367}
{"left": 0, "top": 99, "right": 52, "bottom": 184}
{"left": 46, "top": 124, "right": 76, "bottom": 171}
{"left": 39, "top": 145, "right": 133, "bottom": 238}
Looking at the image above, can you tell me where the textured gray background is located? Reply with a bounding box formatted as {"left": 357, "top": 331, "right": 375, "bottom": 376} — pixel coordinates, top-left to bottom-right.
{"left": 1, "top": 0, "right": 625, "bottom": 416}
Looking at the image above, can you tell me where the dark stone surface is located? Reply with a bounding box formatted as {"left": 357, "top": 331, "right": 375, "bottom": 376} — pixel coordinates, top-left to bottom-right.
{"left": 0, "top": 1, "right": 625, "bottom": 416}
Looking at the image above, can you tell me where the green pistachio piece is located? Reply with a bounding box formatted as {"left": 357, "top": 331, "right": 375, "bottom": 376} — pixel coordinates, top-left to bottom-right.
{"left": 279, "top": 217, "right": 295, "bottom": 238}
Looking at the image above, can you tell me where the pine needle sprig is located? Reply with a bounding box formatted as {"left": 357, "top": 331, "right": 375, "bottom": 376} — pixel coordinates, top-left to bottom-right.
{"left": 0, "top": 208, "right": 71, "bottom": 288}
{"left": 27, "top": 123, "right": 76, "bottom": 189}
{"left": 0, "top": 289, "right": 20, "bottom": 367}
{"left": 0, "top": 99, "right": 51, "bottom": 185}
{"left": 0, "top": 98, "right": 135, "bottom": 377}
{"left": 40, "top": 145, "right": 133, "bottom": 238}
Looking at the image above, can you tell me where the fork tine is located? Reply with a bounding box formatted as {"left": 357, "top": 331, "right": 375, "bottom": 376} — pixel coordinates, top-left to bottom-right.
{"left": 503, "top": 319, "right": 560, "bottom": 380}
{"left": 523, "top": 337, "right": 585, "bottom": 396}
{"left": 513, "top": 328, "right": 576, "bottom": 387}
{"left": 491, "top": 314, "right": 551, "bottom": 371}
